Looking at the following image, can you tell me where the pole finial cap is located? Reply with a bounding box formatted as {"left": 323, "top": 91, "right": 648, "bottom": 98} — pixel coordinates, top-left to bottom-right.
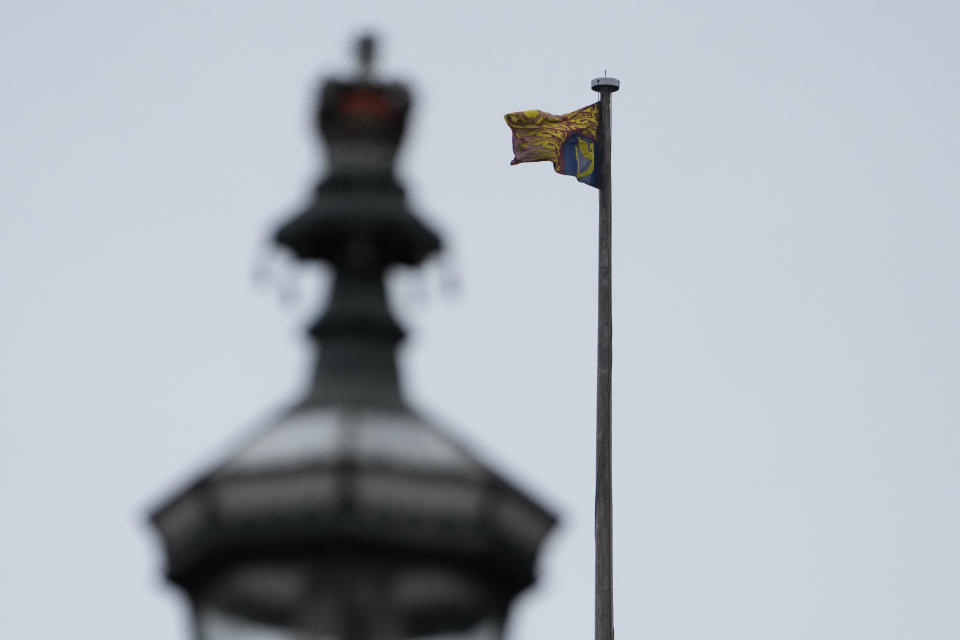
{"left": 591, "top": 77, "right": 620, "bottom": 92}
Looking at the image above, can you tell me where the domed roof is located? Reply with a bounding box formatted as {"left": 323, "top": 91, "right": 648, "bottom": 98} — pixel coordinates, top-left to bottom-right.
{"left": 153, "top": 404, "right": 555, "bottom": 596}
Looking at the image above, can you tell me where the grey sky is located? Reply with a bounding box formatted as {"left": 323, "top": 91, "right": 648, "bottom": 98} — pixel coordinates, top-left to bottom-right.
{"left": 2, "top": 1, "right": 959, "bottom": 638}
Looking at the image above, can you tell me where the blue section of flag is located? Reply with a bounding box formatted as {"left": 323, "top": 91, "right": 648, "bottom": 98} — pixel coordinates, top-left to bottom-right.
{"left": 560, "top": 134, "right": 599, "bottom": 188}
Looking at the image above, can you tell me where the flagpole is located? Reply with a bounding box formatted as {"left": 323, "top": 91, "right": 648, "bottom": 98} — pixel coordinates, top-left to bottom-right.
{"left": 591, "top": 75, "right": 619, "bottom": 640}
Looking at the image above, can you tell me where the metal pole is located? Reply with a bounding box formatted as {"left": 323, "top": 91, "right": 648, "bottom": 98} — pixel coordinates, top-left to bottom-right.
{"left": 591, "top": 75, "right": 619, "bottom": 640}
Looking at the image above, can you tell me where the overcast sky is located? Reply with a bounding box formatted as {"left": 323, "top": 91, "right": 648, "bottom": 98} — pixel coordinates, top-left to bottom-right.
{"left": 2, "top": 1, "right": 959, "bottom": 638}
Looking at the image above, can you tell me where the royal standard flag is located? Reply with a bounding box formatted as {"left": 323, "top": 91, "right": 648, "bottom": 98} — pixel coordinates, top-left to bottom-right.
{"left": 504, "top": 102, "right": 600, "bottom": 187}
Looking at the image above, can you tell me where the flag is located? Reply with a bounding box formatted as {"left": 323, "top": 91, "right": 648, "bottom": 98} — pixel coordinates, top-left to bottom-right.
{"left": 504, "top": 102, "right": 600, "bottom": 187}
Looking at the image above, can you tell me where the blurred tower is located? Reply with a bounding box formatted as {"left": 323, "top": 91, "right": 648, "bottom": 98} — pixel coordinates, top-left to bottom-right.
{"left": 150, "top": 36, "right": 555, "bottom": 640}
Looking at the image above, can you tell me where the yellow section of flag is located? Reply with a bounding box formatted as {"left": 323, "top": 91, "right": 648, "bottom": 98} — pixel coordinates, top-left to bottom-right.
{"left": 504, "top": 103, "right": 599, "bottom": 187}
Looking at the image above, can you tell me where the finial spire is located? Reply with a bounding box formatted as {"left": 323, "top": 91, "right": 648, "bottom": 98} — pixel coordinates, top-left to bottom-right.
{"left": 356, "top": 33, "right": 376, "bottom": 80}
